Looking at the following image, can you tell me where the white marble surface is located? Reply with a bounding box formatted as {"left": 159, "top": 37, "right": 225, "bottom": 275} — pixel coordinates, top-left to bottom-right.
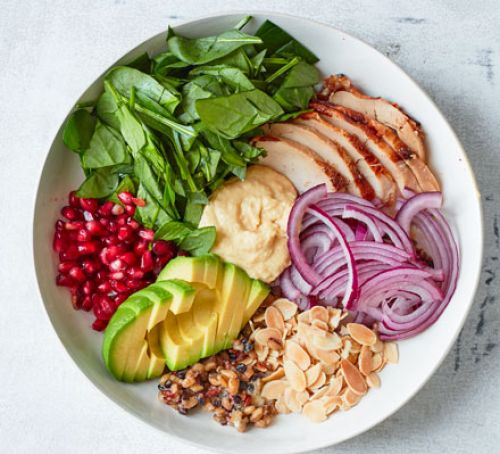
{"left": 1, "top": 0, "right": 499, "bottom": 452}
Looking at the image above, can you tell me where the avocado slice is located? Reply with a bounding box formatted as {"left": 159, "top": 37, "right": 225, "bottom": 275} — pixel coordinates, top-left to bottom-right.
{"left": 102, "top": 280, "right": 196, "bottom": 382}
{"left": 243, "top": 280, "right": 270, "bottom": 326}
{"left": 158, "top": 255, "right": 223, "bottom": 290}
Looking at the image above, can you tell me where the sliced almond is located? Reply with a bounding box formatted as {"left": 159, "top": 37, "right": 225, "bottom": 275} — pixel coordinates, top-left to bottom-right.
{"left": 309, "top": 306, "right": 329, "bottom": 323}
{"left": 340, "top": 338, "right": 352, "bottom": 359}
{"left": 261, "top": 379, "right": 287, "bottom": 400}
{"left": 254, "top": 327, "right": 282, "bottom": 347}
{"left": 371, "top": 338, "right": 384, "bottom": 353}
{"left": 255, "top": 342, "right": 269, "bottom": 362}
{"left": 384, "top": 342, "right": 399, "bottom": 364}
{"left": 261, "top": 367, "right": 285, "bottom": 384}
{"left": 328, "top": 309, "right": 342, "bottom": 330}
{"left": 366, "top": 372, "right": 381, "bottom": 388}
{"left": 326, "top": 376, "right": 343, "bottom": 396}
{"left": 284, "top": 387, "right": 308, "bottom": 412}
{"left": 346, "top": 323, "right": 377, "bottom": 346}
{"left": 321, "top": 363, "right": 337, "bottom": 375}
{"left": 313, "top": 332, "right": 342, "bottom": 351}
{"left": 371, "top": 353, "right": 383, "bottom": 371}
{"left": 309, "top": 371, "right": 326, "bottom": 390}
{"left": 297, "top": 311, "right": 311, "bottom": 324}
{"left": 311, "top": 319, "right": 329, "bottom": 331}
{"left": 340, "top": 359, "right": 367, "bottom": 396}
{"left": 302, "top": 400, "right": 327, "bottom": 423}
{"left": 285, "top": 341, "right": 311, "bottom": 371}
{"left": 313, "top": 347, "right": 340, "bottom": 365}
{"left": 265, "top": 306, "right": 285, "bottom": 333}
{"left": 275, "top": 396, "right": 291, "bottom": 414}
{"left": 310, "top": 385, "right": 329, "bottom": 400}
{"left": 273, "top": 298, "right": 298, "bottom": 320}
{"left": 305, "top": 363, "right": 322, "bottom": 387}
{"left": 342, "top": 388, "right": 361, "bottom": 407}
{"left": 284, "top": 359, "right": 307, "bottom": 392}
{"left": 358, "top": 346, "right": 373, "bottom": 376}
{"left": 321, "top": 395, "right": 342, "bottom": 414}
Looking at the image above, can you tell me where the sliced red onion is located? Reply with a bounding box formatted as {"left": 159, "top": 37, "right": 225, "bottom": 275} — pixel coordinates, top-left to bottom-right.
{"left": 397, "top": 192, "right": 442, "bottom": 233}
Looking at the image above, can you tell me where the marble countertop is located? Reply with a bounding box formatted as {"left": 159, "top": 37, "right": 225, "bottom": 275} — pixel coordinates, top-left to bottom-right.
{"left": 1, "top": 0, "right": 498, "bottom": 452}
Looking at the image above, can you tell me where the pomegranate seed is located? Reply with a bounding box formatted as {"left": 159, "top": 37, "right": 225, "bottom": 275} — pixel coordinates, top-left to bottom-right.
{"left": 99, "top": 247, "right": 111, "bottom": 265}
{"left": 109, "top": 271, "right": 125, "bottom": 280}
{"left": 138, "top": 229, "right": 155, "bottom": 241}
{"left": 99, "top": 218, "right": 110, "bottom": 228}
{"left": 80, "top": 198, "right": 98, "bottom": 213}
{"left": 69, "top": 191, "right": 80, "bottom": 207}
{"left": 108, "top": 221, "right": 118, "bottom": 233}
{"left": 116, "top": 214, "right": 129, "bottom": 226}
{"left": 70, "top": 288, "right": 83, "bottom": 310}
{"left": 98, "top": 201, "right": 114, "bottom": 216}
{"left": 111, "top": 204, "right": 125, "bottom": 215}
{"left": 134, "top": 240, "right": 148, "bottom": 256}
{"left": 83, "top": 210, "right": 95, "bottom": 221}
{"left": 177, "top": 250, "right": 189, "bottom": 257}
{"left": 81, "top": 295, "right": 93, "bottom": 312}
{"left": 152, "top": 240, "right": 176, "bottom": 259}
{"left": 97, "top": 281, "right": 111, "bottom": 293}
{"left": 128, "top": 219, "right": 140, "bottom": 230}
{"left": 59, "top": 245, "right": 79, "bottom": 261}
{"left": 82, "top": 259, "right": 100, "bottom": 275}
{"left": 117, "top": 191, "right": 134, "bottom": 205}
{"left": 120, "top": 252, "right": 137, "bottom": 266}
{"left": 55, "top": 219, "right": 65, "bottom": 232}
{"left": 127, "top": 266, "right": 144, "bottom": 280}
{"left": 114, "top": 293, "right": 129, "bottom": 305}
{"left": 103, "top": 235, "right": 120, "bottom": 246}
{"left": 132, "top": 197, "right": 146, "bottom": 207}
{"left": 140, "top": 250, "right": 154, "bottom": 271}
{"left": 126, "top": 279, "right": 143, "bottom": 290}
{"left": 56, "top": 274, "right": 76, "bottom": 287}
{"left": 76, "top": 228, "right": 92, "bottom": 242}
{"left": 117, "top": 226, "right": 133, "bottom": 241}
{"left": 69, "top": 266, "right": 86, "bottom": 282}
{"left": 110, "top": 258, "right": 127, "bottom": 272}
{"left": 64, "top": 221, "right": 84, "bottom": 231}
{"left": 53, "top": 236, "right": 68, "bottom": 253}
{"left": 92, "top": 319, "right": 108, "bottom": 331}
{"left": 125, "top": 205, "right": 136, "bottom": 216}
{"left": 107, "top": 245, "right": 127, "bottom": 260}
{"left": 96, "top": 270, "right": 108, "bottom": 282}
{"left": 111, "top": 280, "right": 129, "bottom": 292}
{"left": 77, "top": 241, "right": 99, "bottom": 255}
{"left": 82, "top": 280, "right": 94, "bottom": 295}
{"left": 61, "top": 206, "right": 82, "bottom": 221}
{"left": 85, "top": 220, "right": 103, "bottom": 235}
{"left": 58, "top": 261, "right": 77, "bottom": 274}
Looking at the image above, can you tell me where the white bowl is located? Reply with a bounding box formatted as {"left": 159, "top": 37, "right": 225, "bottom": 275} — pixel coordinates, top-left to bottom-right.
{"left": 33, "top": 12, "right": 483, "bottom": 454}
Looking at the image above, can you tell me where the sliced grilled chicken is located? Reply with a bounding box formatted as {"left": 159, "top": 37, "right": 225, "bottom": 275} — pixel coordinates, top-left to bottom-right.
{"left": 311, "top": 100, "right": 420, "bottom": 194}
{"left": 323, "top": 75, "right": 426, "bottom": 161}
{"left": 293, "top": 112, "right": 396, "bottom": 204}
{"left": 253, "top": 136, "right": 347, "bottom": 193}
{"left": 262, "top": 122, "right": 374, "bottom": 199}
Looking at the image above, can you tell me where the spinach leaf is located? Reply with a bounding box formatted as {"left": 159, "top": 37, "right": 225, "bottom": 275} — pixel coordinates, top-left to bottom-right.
{"left": 96, "top": 91, "right": 121, "bottom": 130}
{"left": 108, "top": 175, "right": 137, "bottom": 204}
{"left": 179, "top": 226, "right": 216, "bottom": 256}
{"left": 272, "top": 61, "right": 320, "bottom": 111}
{"left": 152, "top": 51, "right": 191, "bottom": 76}
{"left": 155, "top": 221, "right": 194, "bottom": 241}
{"left": 201, "top": 129, "right": 246, "bottom": 167}
{"left": 189, "top": 65, "right": 255, "bottom": 92}
{"left": 134, "top": 183, "right": 173, "bottom": 228}
{"left": 63, "top": 109, "right": 96, "bottom": 152}
{"left": 183, "top": 197, "right": 205, "bottom": 225}
{"left": 255, "top": 20, "right": 319, "bottom": 63}
{"left": 196, "top": 89, "right": 283, "bottom": 139}
{"left": 199, "top": 145, "right": 221, "bottom": 181}
{"left": 126, "top": 52, "right": 152, "bottom": 73}
{"left": 167, "top": 28, "right": 262, "bottom": 65}
{"left": 211, "top": 48, "right": 253, "bottom": 74}
{"left": 76, "top": 166, "right": 122, "bottom": 198}
{"left": 234, "top": 140, "right": 265, "bottom": 162}
{"left": 107, "top": 66, "right": 180, "bottom": 114}
{"left": 82, "top": 121, "right": 129, "bottom": 168}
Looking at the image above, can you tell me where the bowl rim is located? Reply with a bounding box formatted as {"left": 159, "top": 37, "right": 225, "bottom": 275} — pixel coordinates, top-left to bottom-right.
{"left": 32, "top": 10, "right": 484, "bottom": 453}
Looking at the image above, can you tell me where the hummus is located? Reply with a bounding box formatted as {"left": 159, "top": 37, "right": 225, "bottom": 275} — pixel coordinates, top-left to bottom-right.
{"left": 199, "top": 165, "right": 297, "bottom": 283}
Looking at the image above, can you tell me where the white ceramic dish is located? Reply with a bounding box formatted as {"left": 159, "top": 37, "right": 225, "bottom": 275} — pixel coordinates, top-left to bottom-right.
{"left": 33, "top": 12, "right": 483, "bottom": 454}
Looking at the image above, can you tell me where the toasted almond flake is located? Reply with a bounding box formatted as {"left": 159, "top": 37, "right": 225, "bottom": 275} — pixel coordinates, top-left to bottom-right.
{"left": 284, "top": 359, "right": 307, "bottom": 392}
{"left": 255, "top": 342, "right": 269, "bottom": 362}
{"left": 328, "top": 309, "right": 342, "bottom": 330}
{"left": 366, "top": 372, "right": 381, "bottom": 388}
{"left": 275, "top": 396, "right": 291, "bottom": 414}
{"left": 371, "top": 353, "right": 383, "bottom": 371}
{"left": 312, "top": 347, "right": 340, "bottom": 365}
{"left": 321, "top": 395, "right": 342, "bottom": 414}
{"left": 261, "top": 380, "right": 287, "bottom": 400}
{"left": 342, "top": 389, "right": 361, "bottom": 407}
{"left": 340, "top": 338, "right": 352, "bottom": 359}
{"left": 265, "top": 306, "right": 285, "bottom": 333}
{"left": 252, "top": 311, "right": 266, "bottom": 323}
{"left": 285, "top": 341, "right": 311, "bottom": 370}
{"left": 311, "top": 319, "right": 330, "bottom": 331}
{"left": 297, "top": 311, "right": 311, "bottom": 323}
{"left": 305, "top": 363, "right": 322, "bottom": 387}
{"left": 309, "top": 371, "right": 326, "bottom": 390}
{"left": 273, "top": 298, "right": 298, "bottom": 320}
{"left": 302, "top": 400, "right": 327, "bottom": 423}
{"left": 310, "top": 306, "right": 329, "bottom": 323}
{"left": 358, "top": 346, "right": 373, "bottom": 376}
{"left": 349, "top": 339, "right": 362, "bottom": 354}
{"left": 321, "top": 363, "right": 337, "bottom": 375}
{"left": 339, "top": 325, "right": 349, "bottom": 336}
{"left": 268, "top": 338, "right": 283, "bottom": 350}
{"left": 347, "top": 323, "right": 377, "bottom": 346}
{"left": 371, "top": 338, "right": 384, "bottom": 353}
{"left": 340, "top": 359, "right": 367, "bottom": 396}
{"left": 261, "top": 367, "right": 285, "bottom": 383}
{"left": 310, "top": 385, "right": 328, "bottom": 400}
{"left": 284, "top": 387, "right": 307, "bottom": 413}
{"left": 384, "top": 342, "right": 399, "bottom": 364}
{"left": 255, "top": 327, "right": 282, "bottom": 346}
{"left": 313, "top": 332, "right": 342, "bottom": 351}
{"left": 326, "top": 376, "right": 343, "bottom": 396}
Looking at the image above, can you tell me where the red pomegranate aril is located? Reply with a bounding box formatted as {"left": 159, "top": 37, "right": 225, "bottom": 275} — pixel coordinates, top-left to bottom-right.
{"left": 64, "top": 221, "right": 84, "bottom": 231}
{"left": 79, "top": 198, "right": 99, "bottom": 213}
{"left": 126, "top": 279, "right": 143, "bottom": 290}
{"left": 120, "top": 252, "right": 137, "bottom": 266}
{"left": 132, "top": 197, "right": 146, "bottom": 207}
{"left": 92, "top": 319, "right": 108, "bottom": 331}
{"left": 53, "top": 236, "right": 68, "bottom": 253}
{"left": 107, "top": 245, "right": 127, "bottom": 260}
{"left": 71, "top": 288, "right": 83, "bottom": 310}
{"left": 99, "top": 247, "right": 111, "bottom": 265}
{"left": 114, "top": 293, "right": 129, "bottom": 305}
{"left": 82, "top": 280, "right": 94, "bottom": 295}
{"left": 127, "top": 266, "right": 144, "bottom": 280}
{"left": 59, "top": 245, "right": 79, "bottom": 261}
{"left": 111, "top": 204, "right": 125, "bottom": 215}
{"left": 108, "top": 221, "right": 118, "bottom": 233}
{"left": 116, "top": 214, "right": 129, "bottom": 226}
{"left": 81, "top": 295, "right": 93, "bottom": 312}
{"left": 134, "top": 240, "right": 148, "bottom": 256}
{"left": 56, "top": 274, "right": 76, "bottom": 288}
{"left": 117, "top": 191, "right": 134, "bottom": 205}
{"left": 55, "top": 219, "right": 65, "bottom": 232}
{"left": 109, "top": 271, "right": 125, "bottom": 280}
{"left": 99, "top": 218, "right": 110, "bottom": 228}
{"left": 97, "top": 281, "right": 111, "bottom": 293}
{"left": 177, "top": 250, "right": 189, "bottom": 257}
{"left": 69, "top": 266, "right": 86, "bottom": 282}
{"left": 85, "top": 220, "right": 103, "bottom": 235}
{"left": 81, "top": 259, "right": 100, "bottom": 275}
{"left": 96, "top": 270, "right": 108, "bottom": 282}
{"left": 125, "top": 205, "right": 136, "bottom": 216}
{"left": 152, "top": 240, "right": 176, "bottom": 258}
{"left": 77, "top": 241, "right": 99, "bottom": 255}
{"left": 138, "top": 229, "right": 155, "bottom": 241}
{"left": 140, "top": 250, "right": 154, "bottom": 271}
{"left": 69, "top": 191, "right": 80, "bottom": 207}
{"left": 128, "top": 219, "right": 140, "bottom": 230}
{"left": 58, "top": 261, "right": 77, "bottom": 274}
{"left": 117, "top": 226, "right": 133, "bottom": 241}
{"left": 110, "top": 279, "right": 129, "bottom": 292}
{"left": 61, "top": 206, "right": 82, "bottom": 221}
{"left": 76, "top": 228, "right": 92, "bottom": 242}
{"left": 110, "top": 258, "right": 127, "bottom": 272}
{"left": 99, "top": 201, "right": 114, "bottom": 217}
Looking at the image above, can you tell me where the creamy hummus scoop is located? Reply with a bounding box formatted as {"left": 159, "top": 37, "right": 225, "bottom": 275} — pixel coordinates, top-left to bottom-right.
{"left": 199, "top": 165, "right": 297, "bottom": 283}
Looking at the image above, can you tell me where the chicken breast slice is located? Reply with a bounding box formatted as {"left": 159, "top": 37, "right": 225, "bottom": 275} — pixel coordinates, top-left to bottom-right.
{"left": 311, "top": 101, "right": 419, "bottom": 194}
{"left": 262, "top": 122, "right": 374, "bottom": 199}
{"left": 323, "top": 75, "right": 426, "bottom": 161}
{"left": 253, "top": 136, "right": 347, "bottom": 193}
{"left": 293, "top": 112, "right": 396, "bottom": 204}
